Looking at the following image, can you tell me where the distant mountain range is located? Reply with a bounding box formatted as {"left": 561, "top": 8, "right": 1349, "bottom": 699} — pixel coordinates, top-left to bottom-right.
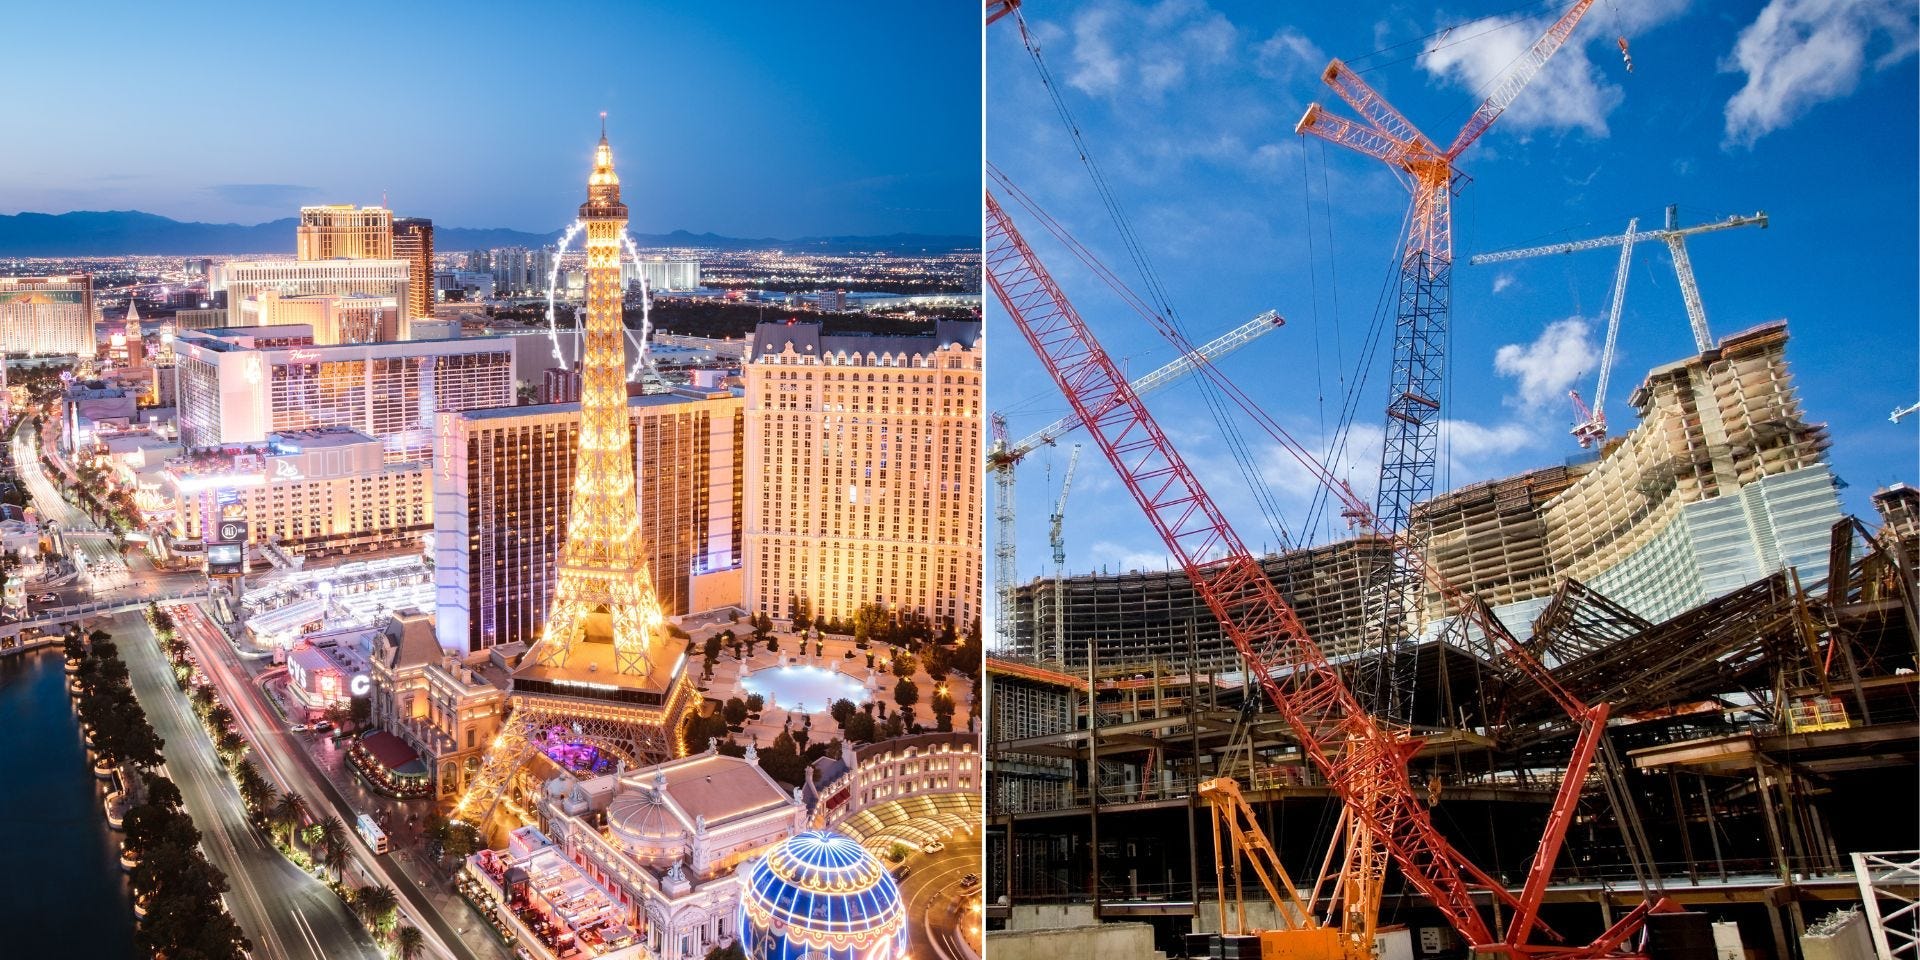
{"left": 0, "top": 210, "right": 977, "bottom": 257}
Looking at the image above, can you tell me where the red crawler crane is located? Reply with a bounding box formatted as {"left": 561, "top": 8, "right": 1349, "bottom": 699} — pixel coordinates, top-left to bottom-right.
{"left": 985, "top": 190, "right": 1675, "bottom": 958}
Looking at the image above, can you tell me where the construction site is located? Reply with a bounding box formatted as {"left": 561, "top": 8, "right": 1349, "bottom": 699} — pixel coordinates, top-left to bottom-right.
{"left": 981, "top": 2, "right": 1918, "bottom": 959}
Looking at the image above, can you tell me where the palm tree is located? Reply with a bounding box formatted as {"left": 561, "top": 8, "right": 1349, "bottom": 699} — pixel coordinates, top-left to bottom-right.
{"left": 393, "top": 924, "right": 426, "bottom": 960}
{"left": 319, "top": 815, "right": 345, "bottom": 853}
{"left": 274, "top": 791, "right": 308, "bottom": 846}
{"left": 356, "top": 884, "right": 399, "bottom": 934}
{"left": 322, "top": 838, "right": 350, "bottom": 886}
{"left": 319, "top": 816, "right": 348, "bottom": 881}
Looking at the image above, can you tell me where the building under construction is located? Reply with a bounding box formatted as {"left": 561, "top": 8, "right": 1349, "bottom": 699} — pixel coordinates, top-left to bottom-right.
{"left": 1007, "top": 322, "right": 1846, "bottom": 677}
{"left": 985, "top": 324, "right": 1918, "bottom": 959}
{"left": 1008, "top": 535, "right": 1395, "bottom": 671}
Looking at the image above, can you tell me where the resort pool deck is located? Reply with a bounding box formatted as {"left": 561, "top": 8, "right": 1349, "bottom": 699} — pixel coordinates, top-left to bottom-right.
{"left": 738, "top": 663, "right": 870, "bottom": 714}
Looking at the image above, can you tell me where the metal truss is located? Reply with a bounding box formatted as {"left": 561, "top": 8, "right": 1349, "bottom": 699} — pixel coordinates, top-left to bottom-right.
{"left": 452, "top": 697, "right": 676, "bottom": 829}
{"left": 1854, "top": 850, "right": 1920, "bottom": 960}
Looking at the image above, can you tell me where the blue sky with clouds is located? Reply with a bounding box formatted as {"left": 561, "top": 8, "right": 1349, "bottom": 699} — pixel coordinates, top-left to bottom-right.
{"left": 987, "top": 0, "right": 1918, "bottom": 592}
{"left": 0, "top": 2, "right": 979, "bottom": 237}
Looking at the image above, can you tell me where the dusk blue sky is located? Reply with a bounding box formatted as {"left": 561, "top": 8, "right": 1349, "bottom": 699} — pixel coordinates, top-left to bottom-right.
{"left": 0, "top": 2, "right": 980, "bottom": 237}
{"left": 987, "top": 0, "right": 1918, "bottom": 594}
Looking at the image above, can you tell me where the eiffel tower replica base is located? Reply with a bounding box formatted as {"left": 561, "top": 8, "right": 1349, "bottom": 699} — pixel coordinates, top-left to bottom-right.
{"left": 454, "top": 644, "right": 695, "bottom": 829}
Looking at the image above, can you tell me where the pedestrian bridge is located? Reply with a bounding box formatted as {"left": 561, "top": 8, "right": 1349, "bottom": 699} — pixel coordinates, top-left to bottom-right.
{"left": 0, "top": 592, "right": 210, "bottom": 648}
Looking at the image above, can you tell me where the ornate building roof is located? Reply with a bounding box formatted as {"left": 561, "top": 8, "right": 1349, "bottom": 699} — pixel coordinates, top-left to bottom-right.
{"left": 599, "top": 751, "right": 800, "bottom": 875}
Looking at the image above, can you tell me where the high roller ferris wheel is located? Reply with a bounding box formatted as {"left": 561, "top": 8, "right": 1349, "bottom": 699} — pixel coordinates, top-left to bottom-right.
{"left": 542, "top": 219, "right": 663, "bottom": 386}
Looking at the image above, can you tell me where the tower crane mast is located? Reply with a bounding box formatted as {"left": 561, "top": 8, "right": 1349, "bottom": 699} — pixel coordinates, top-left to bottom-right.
{"left": 1295, "top": 0, "right": 1601, "bottom": 718}
{"left": 991, "top": 413, "right": 1017, "bottom": 652}
{"left": 1048, "top": 445, "right": 1080, "bottom": 574}
{"left": 1045, "top": 445, "right": 1082, "bottom": 664}
{"left": 1569, "top": 218, "right": 1638, "bottom": 447}
{"left": 988, "top": 310, "right": 1283, "bottom": 655}
{"left": 987, "top": 187, "right": 1672, "bottom": 958}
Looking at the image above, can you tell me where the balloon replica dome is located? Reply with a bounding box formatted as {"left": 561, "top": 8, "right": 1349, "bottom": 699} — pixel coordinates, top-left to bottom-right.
{"left": 736, "top": 830, "right": 909, "bottom": 960}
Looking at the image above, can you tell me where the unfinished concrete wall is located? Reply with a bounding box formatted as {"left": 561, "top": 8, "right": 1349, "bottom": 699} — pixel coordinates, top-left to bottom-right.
{"left": 1800, "top": 908, "right": 1876, "bottom": 960}
{"left": 1000, "top": 903, "right": 1100, "bottom": 930}
{"left": 1420, "top": 321, "right": 1842, "bottom": 628}
{"left": 1413, "top": 464, "right": 1585, "bottom": 625}
{"left": 988, "top": 921, "right": 1161, "bottom": 960}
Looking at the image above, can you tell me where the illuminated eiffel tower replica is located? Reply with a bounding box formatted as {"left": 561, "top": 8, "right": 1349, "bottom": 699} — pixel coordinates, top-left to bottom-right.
{"left": 456, "top": 121, "right": 694, "bottom": 828}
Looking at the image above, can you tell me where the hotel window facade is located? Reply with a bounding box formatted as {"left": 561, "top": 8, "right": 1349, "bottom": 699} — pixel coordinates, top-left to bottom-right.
{"left": 433, "top": 391, "right": 745, "bottom": 653}
{"left": 743, "top": 319, "right": 983, "bottom": 631}
{"left": 0, "top": 275, "right": 97, "bottom": 357}
{"left": 174, "top": 328, "right": 514, "bottom": 463}
{"left": 219, "top": 259, "right": 411, "bottom": 329}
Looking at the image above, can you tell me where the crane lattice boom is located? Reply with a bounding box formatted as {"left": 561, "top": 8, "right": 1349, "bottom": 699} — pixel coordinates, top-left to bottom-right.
{"left": 999, "top": 310, "right": 1284, "bottom": 466}
{"left": 1467, "top": 211, "right": 1767, "bottom": 264}
{"left": 987, "top": 310, "right": 1282, "bottom": 655}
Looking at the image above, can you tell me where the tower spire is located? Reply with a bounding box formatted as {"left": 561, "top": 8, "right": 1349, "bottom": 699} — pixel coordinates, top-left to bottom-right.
{"left": 585, "top": 116, "right": 624, "bottom": 214}
{"left": 536, "top": 127, "right": 656, "bottom": 677}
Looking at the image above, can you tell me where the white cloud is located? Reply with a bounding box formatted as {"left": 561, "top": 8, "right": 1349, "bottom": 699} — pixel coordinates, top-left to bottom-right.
{"left": 1064, "top": 0, "right": 1239, "bottom": 101}
{"left": 1066, "top": 6, "right": 1126, "bottom": 96}
{"left": 1494, "top": 317, "right": 1598, "bottom": 410}
{"left": 1417, "top": 1, "right": 1688, "bottom": 140}
{"left": 1439, "top": 419, "right": 1539, "bottom": 461}
{"left": 1492, "top": 273, "right": 1516, "bottom": 294}
{"left": 1254, "top": 27, "right": 1324, "bottom": 80}
{"left": 1088, "top": 539, "right": 1176, "bottom": 574}
{"left": 1722, "top": 0, "right": 1919, "bottom": 146}
{"left": 1420, "top": 17, "right": 1619, "bottom": 137}
{"left": 1612, "top": 0, "right": 1694, "bottom": 33}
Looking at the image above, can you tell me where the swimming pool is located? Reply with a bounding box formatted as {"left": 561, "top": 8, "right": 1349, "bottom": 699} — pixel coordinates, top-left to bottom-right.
{"left": 738, "top": 664, "right": 870, "bottom": 713}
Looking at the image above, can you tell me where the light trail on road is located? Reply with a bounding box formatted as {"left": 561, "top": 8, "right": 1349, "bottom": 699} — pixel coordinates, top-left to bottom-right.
{"left": 899, "top": 845, "right": 985, "bottom": 960}
{"left": 116, "top": 609, "right": 379, "bottom": 960}
{"left": 173, "top": 601, "right": 504, "bottom": 960}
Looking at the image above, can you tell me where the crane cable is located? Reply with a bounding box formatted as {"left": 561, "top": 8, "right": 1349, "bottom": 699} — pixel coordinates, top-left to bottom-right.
{"left": 1012, "top": 9, "right": 1294, "bottom": 553}
{"left": 994, "top": 168, "right": 1370, "bottom": 518}
{"left": 1296, "top": 141, "right": 1396, "bottom": 545}
{"left": 1301, "top": 196, "right": 1409, "bottom": 547}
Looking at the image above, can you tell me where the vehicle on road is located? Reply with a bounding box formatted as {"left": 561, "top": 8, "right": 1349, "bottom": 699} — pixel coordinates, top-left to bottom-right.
{"left": 356, "top": 813, "right": 389, "bottom": 855}
{"left": 33, "top": 593, "right": 55, "bottom": 603}
{"left": 922, "top": 840, "right": 946, "bottom": 854}
{"left": 290, "top": 723, "right": 311, "bottom": 733}
{"left": 313, "top": 720, "right": 335, "bottom": 733}
{"left": 890, "top": 864, "right": 911, "bottom": 881}
{"left": 960, "top": 873, "right": 980, "bottom": 890}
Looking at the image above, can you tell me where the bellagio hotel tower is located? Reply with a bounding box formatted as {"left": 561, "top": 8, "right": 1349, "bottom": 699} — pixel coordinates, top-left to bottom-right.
{"left": 743, "top": 318, "right": 983, "bottom": 632}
